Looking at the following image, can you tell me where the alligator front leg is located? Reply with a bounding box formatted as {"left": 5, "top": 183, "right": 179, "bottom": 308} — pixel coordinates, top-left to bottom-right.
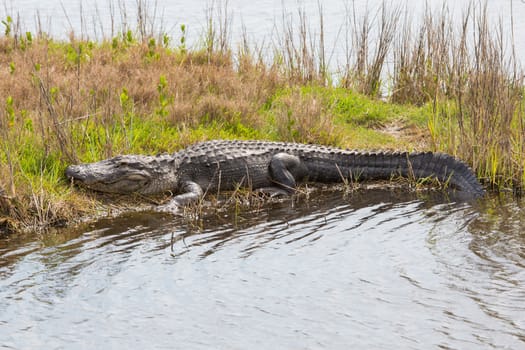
{"left": 157, "top": 181, "right": 204, "bottom": 212}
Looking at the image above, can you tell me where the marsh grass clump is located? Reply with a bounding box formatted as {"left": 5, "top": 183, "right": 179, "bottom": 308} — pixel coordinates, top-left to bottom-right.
{"left": 274, "top": 4, "right": 330, "bottom": 85}
{"left": 0, "top": 0, "right": 524, "bottom": 234}
{"left": 341, "top": 3, "right": 400, "bottom": 97}
{"left": 343, "top": 2, "right": 524, "bottom": 193}
{"left": 391, "top": 3, "right": 525, "bottom": 192}
{"left": 269, "top": 88, "right": 342, "bottom": 145}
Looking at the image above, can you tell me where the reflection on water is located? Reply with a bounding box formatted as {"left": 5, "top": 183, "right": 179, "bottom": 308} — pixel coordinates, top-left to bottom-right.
{"left": 0, "top": 189, "right": 524, "bottom": 349}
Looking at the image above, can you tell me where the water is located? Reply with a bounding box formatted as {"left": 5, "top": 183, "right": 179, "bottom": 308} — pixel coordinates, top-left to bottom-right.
{"left": 5, "top": 0, "right": 525, "bottom": 66}
{"left": 1, "top": 189, "right": 524, "bottom": 349}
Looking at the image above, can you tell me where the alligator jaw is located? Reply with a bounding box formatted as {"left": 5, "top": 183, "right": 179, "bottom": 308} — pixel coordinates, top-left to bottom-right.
{"left": 65, "top": 164, "right": 126, "bottom": 193}
{"left": 65, "top": 155, "right": 173, "bottom": 195}
{"left": 66, "top": 165, "right": 147, "bottom": 186}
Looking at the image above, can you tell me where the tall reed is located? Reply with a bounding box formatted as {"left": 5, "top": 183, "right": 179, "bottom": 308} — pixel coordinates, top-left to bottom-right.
{"left": 274, "top": 3, "right": 328, "bottom": 85}
{"left": 340, "top": 2, "right": 400, "bottom": 97}
{"left": 391, "top": 2, "right": 524, "bottom": 191}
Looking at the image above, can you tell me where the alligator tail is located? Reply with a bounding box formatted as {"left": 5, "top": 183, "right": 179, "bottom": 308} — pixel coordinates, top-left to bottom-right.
{"left": 405, "top": 152, "right": 483, "bottom": 195}
{"left": 314, "top": 150, "right": 484, "bottom": 196}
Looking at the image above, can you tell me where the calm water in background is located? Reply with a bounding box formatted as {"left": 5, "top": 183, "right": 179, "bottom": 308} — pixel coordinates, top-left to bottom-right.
{"left": 5, "top": 0, "right": 525, "bottom": 69}
{"left": 1, "top": 1, "right": 525, "bottom": 349}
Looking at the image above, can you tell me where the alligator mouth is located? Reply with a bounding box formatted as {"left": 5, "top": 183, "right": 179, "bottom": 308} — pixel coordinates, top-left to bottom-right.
{"left": 65, "top": 165, "right": 152, "bottom": 194}
{"left": 66, "top": 166, "right": 115, "bottom": 185}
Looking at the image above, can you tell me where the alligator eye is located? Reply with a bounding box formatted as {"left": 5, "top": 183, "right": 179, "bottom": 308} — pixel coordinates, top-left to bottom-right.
{"left": 126, "top": 174, "right": 147, "bottom": 181}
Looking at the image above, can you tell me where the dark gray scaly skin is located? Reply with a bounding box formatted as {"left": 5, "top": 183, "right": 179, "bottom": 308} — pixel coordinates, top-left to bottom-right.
{"left": 65, "top": 140, "right": 484, "bottom": 210}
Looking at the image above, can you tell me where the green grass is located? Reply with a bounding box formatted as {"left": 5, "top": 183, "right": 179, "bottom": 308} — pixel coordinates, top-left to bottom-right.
{"left": 260, "top": 86, "right": 429, "bottom": 149}
{"left": 69, "top": 84, "right": 427, "bottom": 161}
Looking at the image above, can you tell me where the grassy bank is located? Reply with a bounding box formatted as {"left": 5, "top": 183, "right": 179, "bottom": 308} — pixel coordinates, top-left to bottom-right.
{"left": 0, "top": 1, "right": 523, "bottom": 235}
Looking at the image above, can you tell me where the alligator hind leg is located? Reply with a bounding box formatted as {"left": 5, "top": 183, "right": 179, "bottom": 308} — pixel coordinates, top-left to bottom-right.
{"left": 259, "top": 152, "right": 308, "bottom": 195}
{"left": 157, "top": 181, "right": 204, "bottom": 212}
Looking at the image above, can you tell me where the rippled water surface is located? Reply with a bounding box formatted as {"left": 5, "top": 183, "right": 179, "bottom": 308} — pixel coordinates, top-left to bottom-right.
{"left": 1, "top": 189, "right": 524, "bottom": 349}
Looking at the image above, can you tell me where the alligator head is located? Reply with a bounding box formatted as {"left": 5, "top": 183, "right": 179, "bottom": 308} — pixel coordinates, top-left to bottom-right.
{"left": 65, "top": 154, "right": 178, "bottom": 195}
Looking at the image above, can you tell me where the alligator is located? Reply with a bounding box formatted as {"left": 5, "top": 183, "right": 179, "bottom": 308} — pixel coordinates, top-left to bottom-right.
{"left": 65, "top": 140, "right": 484, "bottom": 210}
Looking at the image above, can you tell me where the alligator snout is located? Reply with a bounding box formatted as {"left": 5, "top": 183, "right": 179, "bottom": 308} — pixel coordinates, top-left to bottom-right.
{"left": 65, "top": 165, "right": 89, "bottom": 183}
{"left": 65, "top": 165, "right": 78, "bottom": 178}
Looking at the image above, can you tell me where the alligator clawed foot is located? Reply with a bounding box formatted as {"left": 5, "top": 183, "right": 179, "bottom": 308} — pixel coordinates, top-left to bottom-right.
{"left": 255, "top": 187, "right": 292, "bottom": 198}
{"left": 155, "top": 202, "right": 180, "bottom": 214}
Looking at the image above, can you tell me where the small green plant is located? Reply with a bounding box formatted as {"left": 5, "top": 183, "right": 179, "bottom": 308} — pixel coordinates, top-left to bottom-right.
{"left": 2, "top": 16, "right": 12, "bottom": 36}
{"left": 5, "top": 96, "right": 15, "bottom": 127}
{"left": 119, "top": 88, "right": 135, "bottom": 149}
{"left": 156, "top": 75, "right": 172, "bottom": 118}
{"left": 162, "top": 33, "right": 170, "bottom": 48}
{"left": 179, "top": 24, "right": 187, "bottom": 54}
{"left": 65, "top": 43, "right": 84, "bottom": 68}
{"left": 49, "top": 87, "right": 59, "bottom": 104}
{"left": 125, "top": 30, "right": 134, "bottom": 45}
{"left": 113, "top": 30, "right": 136, "bottom": 49}
{"left": 146, "top": 37, "right": 159, "bottom": 60}
{"left": 119, "top": 88, "right": 130, "bottom": 108}
{"left": 20, "top": 32, "right": 33, "bottom": 50}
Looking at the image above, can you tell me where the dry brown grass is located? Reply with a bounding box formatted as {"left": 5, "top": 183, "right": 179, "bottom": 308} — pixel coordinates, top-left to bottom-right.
{"left": 391, "top": 5, "right": 452, "bottom": 105}
{"left": 0, "top": 36, "right": 285, "bottom": 146}
{"left": 271, "top": 88, "right": 341, "bottom": 145}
